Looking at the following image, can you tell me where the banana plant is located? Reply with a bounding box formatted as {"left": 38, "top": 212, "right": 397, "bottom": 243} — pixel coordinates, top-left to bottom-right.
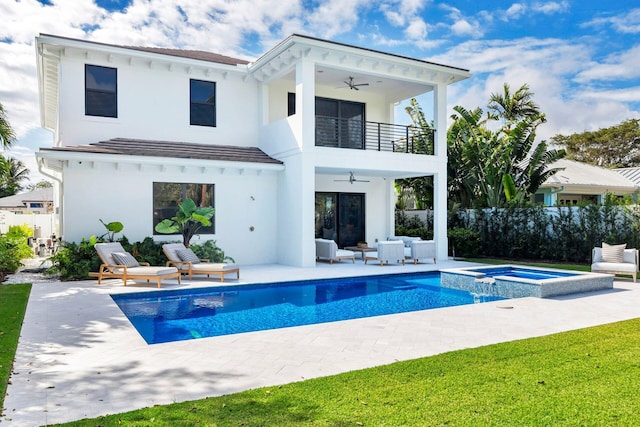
{"left": 154, "top": 198, "right": 215, "bottom": 247}
{"left": 99, "top": 219, "right": 124, "bottom": 242}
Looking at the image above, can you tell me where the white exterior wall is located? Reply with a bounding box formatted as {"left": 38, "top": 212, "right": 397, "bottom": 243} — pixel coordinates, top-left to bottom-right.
{"left": 61, "top": 163, "right": 278, "bottom": 265}
{"left": 57, "top": 54, "right": 259, "bottom": 147}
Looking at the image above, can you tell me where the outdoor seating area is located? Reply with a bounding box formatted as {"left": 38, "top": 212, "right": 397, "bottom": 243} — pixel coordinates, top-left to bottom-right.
{"left": 94, "top": 242, "right": 181, "bottom": 287}
{"left": 162, "top": 243, "right": 240, "bottom": 281}
{"left": 591, "top": 243, "right": 639, "bottom": 283}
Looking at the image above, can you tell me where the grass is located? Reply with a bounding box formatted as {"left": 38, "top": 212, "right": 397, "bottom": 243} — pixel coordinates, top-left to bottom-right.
{"left": 50, "top": 318, "right": 640, "bottom": 426}
{"left": 0, "top": 283, "right": 31, "bottom": 414}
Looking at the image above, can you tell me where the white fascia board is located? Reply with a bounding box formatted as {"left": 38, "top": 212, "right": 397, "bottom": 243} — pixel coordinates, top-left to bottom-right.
{"left": 36, "top": 150, "right": 285, "bottom": 173}
{"left": 250, "top": 34, "right": 471, "bottom": 83}
{"left": 36, "top": 34, "right": 249, "bottom": 75}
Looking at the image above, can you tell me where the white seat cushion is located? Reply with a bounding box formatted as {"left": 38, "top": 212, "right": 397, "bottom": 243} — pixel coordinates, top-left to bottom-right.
{"left": 114, "top": 266, "right": 178, "bottom": 276}
{"left": 190, "top": 263, "right": 239, "bottom": 272}
{"left": 591, "top": 262, "right": 637, "bottom": 274}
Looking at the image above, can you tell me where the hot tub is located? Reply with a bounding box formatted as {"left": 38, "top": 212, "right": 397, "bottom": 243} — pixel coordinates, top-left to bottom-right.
{"left": 440, "top": 265, "right": 614, "bottom": 298}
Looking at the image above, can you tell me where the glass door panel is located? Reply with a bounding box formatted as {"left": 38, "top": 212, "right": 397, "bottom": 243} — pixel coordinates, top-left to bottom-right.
{"left": 315, "top": 192, "right": 365, "bottom": 248}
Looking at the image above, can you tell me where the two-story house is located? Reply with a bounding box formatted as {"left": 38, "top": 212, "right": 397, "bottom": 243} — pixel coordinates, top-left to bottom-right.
{"left": 35, "top": 33, "right": 470, "bottom": 267}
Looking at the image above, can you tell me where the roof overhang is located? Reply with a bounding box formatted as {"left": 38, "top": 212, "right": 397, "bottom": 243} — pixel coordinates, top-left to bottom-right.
{"left": 36, "top": 149, "right": 285, "bottom": 176}
{"left": 249, "top": 34, "right": 471, "bottom": 96}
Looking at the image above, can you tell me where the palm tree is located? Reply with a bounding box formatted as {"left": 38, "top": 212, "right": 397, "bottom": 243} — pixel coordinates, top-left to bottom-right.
{"left": 0, "top": 102, "right": 16, "bottom": 148}
{"left": 0, "top": 156, "right": 30, "bottom": 197}
{"left": 488, "top": 83, "right": 544, "bottom": 123}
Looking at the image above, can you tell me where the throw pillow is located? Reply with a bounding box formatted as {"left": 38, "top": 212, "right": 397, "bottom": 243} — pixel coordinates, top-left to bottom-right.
{"left": 601, "top": 242, "right": 626, "bottom": 263}
{"left": 111, "top": 252, "right": 140, "bottom": 268}
{"left": 177, "top": 248, "right": 201, "bottom": 264}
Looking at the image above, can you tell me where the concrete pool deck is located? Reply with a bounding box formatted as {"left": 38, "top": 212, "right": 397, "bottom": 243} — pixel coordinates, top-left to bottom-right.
{"left": 3, "top": 259, "right": 640, "bottom": 426}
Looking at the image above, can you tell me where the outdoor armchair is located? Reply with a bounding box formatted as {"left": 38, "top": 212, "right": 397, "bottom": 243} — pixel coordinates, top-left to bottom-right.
{"left": 94, "top": 242, "right": 180, "bottom": 287}
{"left": 591, "top": 245, "right": 639, "bottom": 283}
{"left": 315, "top": 238, "right": 355, "bottom": 264}
{"left": 364, "top": 240, "right": 405, "bottom": 266}
{"left": 162, "top": 243, "right": 240, "bottom": 281}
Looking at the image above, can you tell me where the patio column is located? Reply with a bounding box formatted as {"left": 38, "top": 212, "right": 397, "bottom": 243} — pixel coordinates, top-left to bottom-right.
{"left": 433, "top": 83, "right": 448, "bottom": 260}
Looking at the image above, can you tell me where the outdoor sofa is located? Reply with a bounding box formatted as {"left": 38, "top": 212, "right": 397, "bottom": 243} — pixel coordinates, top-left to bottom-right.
{"left": 162, "top": 243, "right": 240, "bottom": 281}
{"left": 94, "top": 242, "right": 181, "bottom": 287}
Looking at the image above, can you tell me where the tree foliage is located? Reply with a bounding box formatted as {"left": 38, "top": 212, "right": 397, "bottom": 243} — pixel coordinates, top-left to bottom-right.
{"left": 0, "top": 102, "right": 16, "bottom": 149}
{"left": 154, "top": 197, "right": 215, "bottom": 247}
{"left": 447, "top": 84, "right": 565, "bottom": 208}
{"left": 0, "top": 155, "right": 30, "bottom": 197}
{"left": 551, "top": 118, "right": 640, "bottom": 168}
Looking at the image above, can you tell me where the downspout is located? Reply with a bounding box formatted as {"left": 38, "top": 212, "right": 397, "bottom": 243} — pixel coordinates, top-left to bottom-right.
{"left": 37, "top": 157, "right": 64, "bottom": 238}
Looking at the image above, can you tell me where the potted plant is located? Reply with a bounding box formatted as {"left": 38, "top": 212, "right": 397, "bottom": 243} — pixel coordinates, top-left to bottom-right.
{"left": 154, "top": 198, "right": 215, "bottom": 247}
{"left": 357, "top": 241, "right": 368, "bottom": 248}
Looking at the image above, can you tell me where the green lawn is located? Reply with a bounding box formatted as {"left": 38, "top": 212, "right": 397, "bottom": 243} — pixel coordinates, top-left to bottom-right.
{"left": 0, "top": 283, "right": 31, "bottom": 414}
{"left": 51, "top": 318, "right": 640, "bottom": 426}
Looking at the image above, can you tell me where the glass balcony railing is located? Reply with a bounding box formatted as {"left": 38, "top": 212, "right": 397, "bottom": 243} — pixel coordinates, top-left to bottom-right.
{"left": 315, "top": 115, "right": 434, "bottom": 155}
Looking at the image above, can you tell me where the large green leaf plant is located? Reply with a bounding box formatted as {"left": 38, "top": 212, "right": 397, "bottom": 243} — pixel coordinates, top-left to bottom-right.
{"left": 154, "top": 198, "right": 215, "bottom": 247}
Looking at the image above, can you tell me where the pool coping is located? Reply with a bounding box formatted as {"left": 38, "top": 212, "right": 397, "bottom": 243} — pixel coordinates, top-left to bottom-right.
{"left": 4, "top": 260, "right": 640, "bottom": 426}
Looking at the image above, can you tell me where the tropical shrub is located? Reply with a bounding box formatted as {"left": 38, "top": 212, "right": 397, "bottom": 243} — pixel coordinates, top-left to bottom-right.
{"left": 0, "top": 225, "right": 34, "bottom": 281}
{"left": 448, "top": 228, "right": 480, "bottom": 258}
{"left": 190, "top": 240, "right": 235, "bottom": 263}
{"left": 46, "top": 236, "right": 102, "bottom": 281}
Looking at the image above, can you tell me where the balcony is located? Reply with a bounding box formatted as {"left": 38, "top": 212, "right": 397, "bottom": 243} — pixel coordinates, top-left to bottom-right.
{"left": 315, "top": 115, "right": 434, "bottom": 155}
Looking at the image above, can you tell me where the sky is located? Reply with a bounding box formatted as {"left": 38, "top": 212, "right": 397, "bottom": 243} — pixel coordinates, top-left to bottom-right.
{"left": 1, "top": 0, "right": 639, "bottom": 185}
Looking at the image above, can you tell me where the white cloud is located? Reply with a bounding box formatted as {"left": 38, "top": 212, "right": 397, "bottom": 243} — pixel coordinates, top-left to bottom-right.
{"left": 504, "top": 3, "right": 527, "bottom": 20}
{"left": 531, "top": 1, "right": 569, "bottom": 15}
{"left": 431, "top": 37, "right": 639, "bottom": 140}
{"left": 585, "top": 8, "right": 640, "bottom": 34}
{"left": 405, "top": 18, "right": 428, "bottom": 40}
{"left": 575, "top": 45, "right": 640, "bottom": 82}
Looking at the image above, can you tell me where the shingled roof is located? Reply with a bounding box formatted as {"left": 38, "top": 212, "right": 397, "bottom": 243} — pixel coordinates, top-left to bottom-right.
{"left": 41, "top": 138, "right": 283, "bottom": 165}
{"left": 127, "top": 46, "right": 250, "bottom": 66}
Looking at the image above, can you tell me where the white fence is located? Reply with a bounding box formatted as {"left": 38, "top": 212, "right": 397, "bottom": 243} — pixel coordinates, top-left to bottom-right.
{"left": 0, "top": 211, "right": 57, "bottom": 238}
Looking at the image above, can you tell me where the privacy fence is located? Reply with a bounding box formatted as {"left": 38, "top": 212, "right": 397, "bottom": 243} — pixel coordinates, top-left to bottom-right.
{"left": 397, "top": 204, "right": 640, "bottom": 263}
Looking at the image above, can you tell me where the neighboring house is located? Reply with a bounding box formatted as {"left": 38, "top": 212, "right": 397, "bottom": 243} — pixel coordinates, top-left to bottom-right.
{"left": 535, "top": 159, "right": 638, "bottom": 206}
{"left": 35, "top": 33, "right": 470, "bottom": 267}
{"left": 0, "top": 188, "right": 54, "bottom": 214}
{"left": 615, "top": 167, "right": 640, "bottom": 187}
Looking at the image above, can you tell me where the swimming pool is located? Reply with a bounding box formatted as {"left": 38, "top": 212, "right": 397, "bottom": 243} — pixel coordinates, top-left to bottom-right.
{"left": 112, "top": 272, "right": 504, "bottom": 344}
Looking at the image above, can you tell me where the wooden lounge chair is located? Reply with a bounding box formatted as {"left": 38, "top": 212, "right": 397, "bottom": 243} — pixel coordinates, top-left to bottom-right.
{"left": 162, "top": 243, "right": 240, "bottom": 281}
{"left": 94, "top": 242, "right": 181, "bottom": 288}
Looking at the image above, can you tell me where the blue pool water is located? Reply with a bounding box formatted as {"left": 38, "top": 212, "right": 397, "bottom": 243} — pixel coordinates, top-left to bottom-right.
{"left": 468, "top": 266, "right": 578, "bottom": 281}
{"left": 112, "top": 272, "right": 504, "bottom": 344}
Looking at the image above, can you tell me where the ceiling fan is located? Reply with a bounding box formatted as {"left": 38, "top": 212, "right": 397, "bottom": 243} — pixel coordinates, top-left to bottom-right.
{"left": 343, "top": 76, "right": 369, "bottom": 90}
{"left": 335, "top": 171, "right": 370, "bottom": 184}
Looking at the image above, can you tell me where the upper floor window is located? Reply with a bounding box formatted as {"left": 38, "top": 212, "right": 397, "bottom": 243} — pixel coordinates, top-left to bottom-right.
{"left": 190, "top": 79, "right": 216, "bottom": 127}
{"left": 85, "top": 64, "right": 117, "bottom": 118}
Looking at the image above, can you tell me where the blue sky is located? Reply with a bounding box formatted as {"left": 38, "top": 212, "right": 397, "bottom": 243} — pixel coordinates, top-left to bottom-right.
{"left": 1, "top": 0, "right": 639, "bottom": 183}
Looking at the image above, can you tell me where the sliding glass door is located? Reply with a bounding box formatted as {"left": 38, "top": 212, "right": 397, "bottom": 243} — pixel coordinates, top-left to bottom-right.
{"left": 315, "top": 192, "right": 365, "bottom": 248}
{"left": 315, "top": 98, "right": 365, "bottom": 149}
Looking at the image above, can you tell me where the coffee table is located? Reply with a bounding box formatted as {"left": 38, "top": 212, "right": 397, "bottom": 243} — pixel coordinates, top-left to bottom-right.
{"left": 344, "top": 246, "right": 376, "bottom": 261}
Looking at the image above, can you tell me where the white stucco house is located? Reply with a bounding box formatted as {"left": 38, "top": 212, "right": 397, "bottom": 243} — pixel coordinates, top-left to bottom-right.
{"left": 35, "top": 33, "right": 470, "bottom": 267}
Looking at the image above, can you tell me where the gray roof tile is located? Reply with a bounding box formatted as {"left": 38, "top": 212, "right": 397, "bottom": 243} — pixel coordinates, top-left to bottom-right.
{"left": 41, "top": 138, "right": 283, "bottom": 165}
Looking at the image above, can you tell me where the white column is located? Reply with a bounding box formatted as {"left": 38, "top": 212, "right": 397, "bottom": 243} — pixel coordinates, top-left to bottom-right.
{"left": 433, "top": 83, "right": 449, "bottom": 260}
{"left": 433, "top": 83, "right": 447, "bottom": 157}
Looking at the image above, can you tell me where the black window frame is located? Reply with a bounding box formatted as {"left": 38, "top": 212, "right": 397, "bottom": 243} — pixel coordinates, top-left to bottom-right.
{"left": 190, "top": 79, "right": 216, "bottom": 127}
{"left": 152, "top": 182, "right": 215, "bottom": 235}
{"left": 85, "top": 64, "right": 118, "bottom": 118}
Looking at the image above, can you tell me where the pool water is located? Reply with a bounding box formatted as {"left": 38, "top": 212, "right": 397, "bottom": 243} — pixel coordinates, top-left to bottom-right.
{"left": 112, "top": 272, "right": 504, "bottom": 344}
{"left": 468, "top": 266, "right": 578, "bottom": 281}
